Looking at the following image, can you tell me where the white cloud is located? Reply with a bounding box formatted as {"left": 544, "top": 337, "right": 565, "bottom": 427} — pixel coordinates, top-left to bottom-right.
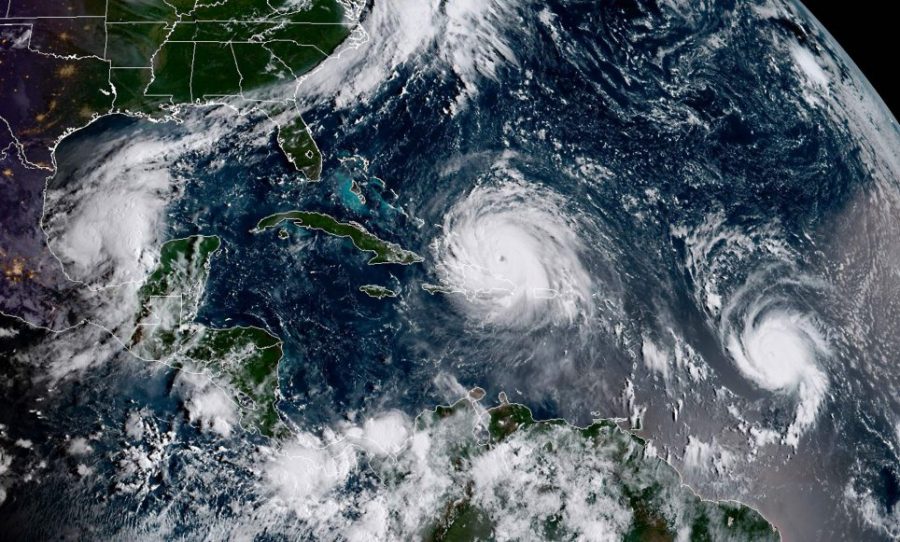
{"left": 470, "top": 433, "right": 632, "bottom": 542}
{"left": 682, "top": 436, "right": 735, "bottom": 477}
{"left": 67, "top": 437, "right": 93, "bottom": 456}
{"left": 791, "top": 45, "right": 829, "bottom": 88}
{"left": 679, "top": 211, "right": 831, "bottom": 448}
{"left": 0, "top": 448, "right": 10, "bottom": 476}
{"left": 21, "top": 325, "right": 125, "bottom": 383}
{"left": 124, "top": 410, "right": 146, "bottom": 441}
{"left": 749, "top": 426, "right": 780, "bottom": 449}
{"left": 298, "top": 0, "right": 517, "bottom": 111}
{"left": 357, "top": 411, "right": 410, "bottom": 456}
{"left": 642, "top": 336, "right": 671, "bottom": 380}
{"left": 267, "top": 435, "right": 358, "bottom": 505}
{"left": 172, "top": 371, "right": 239, "bottom": 438}
{"left": 113, "top": 413, "right": 174, "bottom": 496}
{"left": 672, "top": 334, "right": 709, "bottom": 382}
{"left": 260, "top": 400, "right": 738, "bottom": 541}
{"left": 432, "top": 180, "right": 593, "bottom": 328}
{"left": 0, "top": 444, "right": 10, "bottom": 506}
{"left": 43, "top": 116, "right": 231, "bottom": 289}
{"left": 722, "top": 284, "right": 830, "bottom": 448}
{"left": 844, "top": 481, "right": 900, "bottom": 539}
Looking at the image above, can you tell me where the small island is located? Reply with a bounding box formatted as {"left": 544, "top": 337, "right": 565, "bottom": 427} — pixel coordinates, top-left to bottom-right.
{"left": 252, "top": 210, "right": 423, "bottom": 265}
{"left": 421, "top": 283, "right": 455, "bottom": 295}
{"left": 359, "top": 284, "right": 398, "bottom": 299}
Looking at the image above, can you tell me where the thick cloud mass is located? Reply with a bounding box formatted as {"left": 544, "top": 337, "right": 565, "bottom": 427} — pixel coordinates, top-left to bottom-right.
{"left": 432, "top": 181, "right": 593, "bottom": 329}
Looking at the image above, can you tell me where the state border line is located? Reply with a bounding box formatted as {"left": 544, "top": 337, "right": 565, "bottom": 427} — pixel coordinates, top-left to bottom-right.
{"left": 0, "top": 15, "right": 345, "bottom": 24}
{"left": 0, "top": 14, "right": 106, "bottom": 19}
{"left": 103, "top": 0, "right": 109, "bottom": 59}
{"left": 106, "top": 19, "right": 347, "bottom": 25}
{"left": 0, "top": 21, "right": 32, "bottom": 49}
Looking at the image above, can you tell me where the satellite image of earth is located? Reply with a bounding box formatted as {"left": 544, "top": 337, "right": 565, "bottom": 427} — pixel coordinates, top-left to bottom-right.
{"left": 0, "top": 0, "right": 898, "bottom": 540}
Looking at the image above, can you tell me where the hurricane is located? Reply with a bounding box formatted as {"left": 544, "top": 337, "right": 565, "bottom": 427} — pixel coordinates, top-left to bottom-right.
{"left": 721, "top": 270, "right": 830, "bottom": 447}
{"left": 432, "top": 180, "right": 592, "bottom": 329}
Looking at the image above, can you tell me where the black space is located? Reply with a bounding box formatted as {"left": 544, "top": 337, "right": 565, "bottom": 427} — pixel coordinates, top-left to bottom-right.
{"left": 801, "top": 2, "right": 899, "bottom": 119}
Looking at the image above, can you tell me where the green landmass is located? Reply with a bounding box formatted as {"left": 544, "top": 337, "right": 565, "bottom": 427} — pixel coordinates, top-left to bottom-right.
{"left": 139, "top": 235, "right": 221, "bottom": 301}
{"left": 271, "top": 106, "right": 325, "bottom": 179}
{"left": 413, "top": 397, "right": 779, "bottom": 542}
{"left": 253, "top": 210, "right": 424, "bottom": 265}
{"left": 1, "top": 0, "right": 353, "bottom": 178}
{"left": 130, "top": 235, "right": 285, "bottom": 437}
{"left": 359, "top": 284, "right": 398, "bottom": 299}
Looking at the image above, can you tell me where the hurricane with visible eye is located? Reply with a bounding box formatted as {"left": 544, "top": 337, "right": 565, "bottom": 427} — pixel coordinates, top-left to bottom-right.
{"left": 431, "top": 181, "right": 593, "bottom": 329}
{"left": 721, "top": 270, "right": 830, "bottom": 447}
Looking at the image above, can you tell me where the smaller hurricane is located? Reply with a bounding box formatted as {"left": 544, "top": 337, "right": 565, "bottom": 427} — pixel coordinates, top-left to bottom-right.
{"left": 432, "top": 182, "right": 592, "bottom": 329}
{"left": 722, "top": 274, "right": 830, "bottom": 447}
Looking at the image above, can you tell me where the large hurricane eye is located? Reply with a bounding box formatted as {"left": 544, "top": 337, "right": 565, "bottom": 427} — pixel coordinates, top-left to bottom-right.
{"left": 431, "top": 181, "right": 593, "bottom": 329}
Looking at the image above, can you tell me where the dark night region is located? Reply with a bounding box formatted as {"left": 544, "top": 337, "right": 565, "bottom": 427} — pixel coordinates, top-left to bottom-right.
{"left": 803, "top": 2, "right": 899, "bottom": 119}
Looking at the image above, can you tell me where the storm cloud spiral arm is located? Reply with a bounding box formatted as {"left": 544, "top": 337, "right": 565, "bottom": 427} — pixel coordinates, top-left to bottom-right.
{"left": 721, "top": 273, "right": 831, "bottom": 447}
{"left": 432, "top": 182, "right": 593, "bottom": 329}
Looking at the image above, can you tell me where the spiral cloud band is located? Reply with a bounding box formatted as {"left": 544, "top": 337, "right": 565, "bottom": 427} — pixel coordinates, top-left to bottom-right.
{"left": 432, "top": 182, "right": 593, "bottom": 329}
{"left": 722, "top": 281, "right": 830, "bottom": 447}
